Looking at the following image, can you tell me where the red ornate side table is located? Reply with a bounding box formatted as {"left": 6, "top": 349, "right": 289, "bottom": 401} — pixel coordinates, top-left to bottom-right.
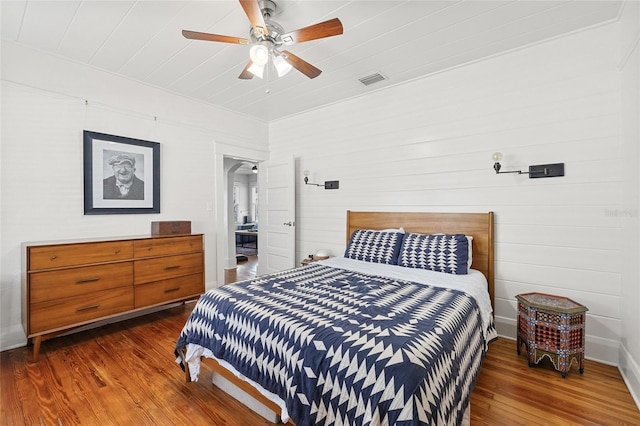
{"left": 516, "top": 292, "right": 588, "bottom": 377}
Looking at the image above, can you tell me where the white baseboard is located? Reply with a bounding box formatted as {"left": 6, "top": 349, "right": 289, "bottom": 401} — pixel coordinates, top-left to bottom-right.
{"left": 494, "top": 314, "right": 516, "bottom": 340}
{"left": 619, "top": 344, "right": 640, "bottom": 410}
{"left": 493, "top": 315, "right": 620, "bottom": 365}
{"left": 0, "top": 323, "right": 28, "bottom": 352}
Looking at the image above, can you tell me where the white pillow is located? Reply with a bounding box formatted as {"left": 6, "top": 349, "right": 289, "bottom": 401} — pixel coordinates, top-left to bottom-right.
{"left": 381, "top": 227, "right": 405, "bottom": 233}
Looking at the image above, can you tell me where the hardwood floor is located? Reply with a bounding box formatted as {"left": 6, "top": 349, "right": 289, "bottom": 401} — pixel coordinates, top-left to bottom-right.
{"left": 225, "top": 255, "right": 258, "bottom": 284}
{"left": 236, "top": 255, "right": 259, "bottom": 281}
{"left": 2, "top": 283, "right": 639, "bottom": 425}
{"left": 471, "top": 340, "right": 640, "bottom": 425}
{"left": 1, "top": 303, "right": 273, "bottom": 426}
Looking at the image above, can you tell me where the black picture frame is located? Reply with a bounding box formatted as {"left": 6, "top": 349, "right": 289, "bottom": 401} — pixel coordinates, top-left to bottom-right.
{"left": 83, "top": 130, "right": 160, "bottom": 215}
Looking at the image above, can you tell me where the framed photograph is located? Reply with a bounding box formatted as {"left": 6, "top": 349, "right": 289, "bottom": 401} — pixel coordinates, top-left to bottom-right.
{"left": 83, "top": 130, "right": 160, "bottom": 215}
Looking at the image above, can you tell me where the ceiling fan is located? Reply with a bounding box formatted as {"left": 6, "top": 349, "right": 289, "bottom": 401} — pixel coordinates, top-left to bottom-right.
{"left": 182, "top": 0, "right": 343, "bottom": 80}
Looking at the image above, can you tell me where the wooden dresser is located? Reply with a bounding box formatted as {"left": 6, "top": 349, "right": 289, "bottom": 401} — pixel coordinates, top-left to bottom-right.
{"left": 23, "top": 234, "right": 204, "bottom": 360}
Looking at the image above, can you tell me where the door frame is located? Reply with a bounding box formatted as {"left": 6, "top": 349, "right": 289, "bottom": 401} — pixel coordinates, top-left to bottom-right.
{"left": 215, "top": 142, "right": 268, "bottom": 287}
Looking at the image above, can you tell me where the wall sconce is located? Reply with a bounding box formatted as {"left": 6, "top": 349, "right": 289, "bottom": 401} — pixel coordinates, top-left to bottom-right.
{"left": 303, "top": 170, "right": 339, "bottom": 189}
{"left": 492, "top": 152, "right": 564, "bottom": 178}
{"left": 303, "top": 170, "right": 322, "bottom": 186}
{"left": 251, "top": 165, "right": 258, "bottom": 174}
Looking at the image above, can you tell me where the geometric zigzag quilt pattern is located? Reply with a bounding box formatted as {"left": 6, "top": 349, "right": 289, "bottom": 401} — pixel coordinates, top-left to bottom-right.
{"left": 175, "top": 264, "right": 492, "bottom": 426}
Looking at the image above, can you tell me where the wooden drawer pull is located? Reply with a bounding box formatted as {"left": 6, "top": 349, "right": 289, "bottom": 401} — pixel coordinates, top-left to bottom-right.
{"left": 164, "top": 287, "right": 180, "bottom": 293}
{"left": 76, "top": 277, "right": 101, "bottom": 284}
{"left": 165, "top": 265, "right": 181, "bottom": 270}
{"left": 76, "top": 304, "right": 100, "bottom": 312}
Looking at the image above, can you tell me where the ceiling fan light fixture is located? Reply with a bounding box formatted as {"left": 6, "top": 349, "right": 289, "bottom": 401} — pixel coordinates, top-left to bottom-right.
{"left": 247, "top": 61, "right": 265, "bottom": 79}
{"left": 249, "top": 44, "right": 269, "bottom": 66}
{"left": 182, "top": 1, "right": 344, "bottom": 81}
{"left": 273, "top": 54, "right": 293, "bottom": 77}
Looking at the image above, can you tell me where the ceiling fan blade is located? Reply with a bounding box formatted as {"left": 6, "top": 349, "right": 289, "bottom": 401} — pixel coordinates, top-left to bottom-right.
{"left": 282, "top": 50, "right": 322, "bottom": 79}
{"left": 239, "top": 0, "right": 268, "bottom": 36}
{"left": 182, "top": 30, "right": 249, "bottom": 45}
{"left": 238, "top": 61, "right": 255, "bottom": 79}
{"left": 280, "top": 18, "right": 343, "bottom": 45}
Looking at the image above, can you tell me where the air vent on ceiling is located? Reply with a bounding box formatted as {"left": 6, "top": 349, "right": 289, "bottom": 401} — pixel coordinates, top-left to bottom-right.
{"left": 358, "top": 72, "right": 387, "bottom": 86}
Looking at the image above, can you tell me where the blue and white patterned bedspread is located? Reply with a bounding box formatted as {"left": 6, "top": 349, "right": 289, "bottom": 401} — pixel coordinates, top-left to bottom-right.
{"left": 175, "top": 263, "right": 495, "bottom": 425}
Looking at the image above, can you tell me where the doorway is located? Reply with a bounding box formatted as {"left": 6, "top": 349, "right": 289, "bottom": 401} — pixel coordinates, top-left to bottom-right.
{"left": 232, "top": 161, "right": 259, "bottom": 280}
{"left": 216, "top": 151, "right": 295, "bottom": 286}
{"left": 222, "top": 157, "right": 259, "bottom": 283}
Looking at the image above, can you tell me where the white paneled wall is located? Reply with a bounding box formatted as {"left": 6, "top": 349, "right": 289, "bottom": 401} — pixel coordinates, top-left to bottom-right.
{"left": 619, "top": 0, "right": 640, "bottom": 407}
{"left": 0, "top": 43, "right": 268, "bottom": 351}
{"left": 270, "top": 24, "right": 625, "bottom": 365}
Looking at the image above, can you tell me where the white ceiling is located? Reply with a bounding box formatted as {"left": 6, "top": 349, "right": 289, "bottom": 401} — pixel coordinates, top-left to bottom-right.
{"left": 1, "top": 0, "right": 623, "bottom": 122}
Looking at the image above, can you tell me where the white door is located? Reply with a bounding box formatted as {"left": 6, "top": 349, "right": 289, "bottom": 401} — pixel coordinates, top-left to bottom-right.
{"left": 257, "top": 156, "right": 296, "bottom": 275}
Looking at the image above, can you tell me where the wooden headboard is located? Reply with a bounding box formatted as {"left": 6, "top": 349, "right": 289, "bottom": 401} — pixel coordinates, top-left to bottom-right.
{"left": 346, "top": 211, "right": 495, "bottom": 310}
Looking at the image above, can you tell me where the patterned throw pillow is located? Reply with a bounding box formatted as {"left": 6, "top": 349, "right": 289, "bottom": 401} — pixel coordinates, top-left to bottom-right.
{"left": 344, "top": 230, "right": 404, "bottom": 264}
{"left": 398, "top": 233, "right": 469, "bottom": 274}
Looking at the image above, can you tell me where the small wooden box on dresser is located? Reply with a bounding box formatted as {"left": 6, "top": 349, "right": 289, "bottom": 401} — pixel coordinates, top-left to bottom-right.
{"left": 23, "top": 234, "right": 204, "bottom": 361}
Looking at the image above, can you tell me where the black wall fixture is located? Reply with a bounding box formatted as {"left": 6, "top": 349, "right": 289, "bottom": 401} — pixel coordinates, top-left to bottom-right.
{"left": 492, "top": 152, "right": 564, "bottom": 178}
{"left": 303, "top": 170, "right": 339, "bottom": 189}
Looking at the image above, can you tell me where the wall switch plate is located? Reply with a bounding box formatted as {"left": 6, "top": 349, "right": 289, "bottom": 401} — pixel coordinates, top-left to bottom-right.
{"left": 529, "top": 163, "right": 564, "bottom": 178}
{"left": 324, "top": 180, "right": 339, "bottom": 189}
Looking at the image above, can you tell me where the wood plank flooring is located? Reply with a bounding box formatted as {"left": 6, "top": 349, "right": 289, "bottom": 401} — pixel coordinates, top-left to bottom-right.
{"left": 225, "top": 254, "right": 259, "bottom": 284}
{"left": 1, "top": 302, "right": 274, "bottom": 426}
{"left": 2, "top": 258, "right": 639, "bottom": 425}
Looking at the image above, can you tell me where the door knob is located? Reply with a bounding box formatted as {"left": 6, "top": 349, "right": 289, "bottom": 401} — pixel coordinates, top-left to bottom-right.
{"left": 283, "top": 221, "right": 293, "bottom": 226}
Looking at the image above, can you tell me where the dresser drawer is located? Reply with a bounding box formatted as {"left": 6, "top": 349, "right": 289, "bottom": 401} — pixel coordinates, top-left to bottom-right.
{"left": 135, "top": 274, "right": 203, "bottom": 308}
{"left": 134, "top": 253, "right": 203, "bottom": 284}
{"left": 134, "top": 235, "right": 202, "bottom": 258}
{"left": 29, "top": 241, "right": 134, "bottom": 270}
{"left": 30, "top": 262, "right": 133, "bottom": 303}
{"left": 30, "top": 287, "right": 134, "bottom": 334}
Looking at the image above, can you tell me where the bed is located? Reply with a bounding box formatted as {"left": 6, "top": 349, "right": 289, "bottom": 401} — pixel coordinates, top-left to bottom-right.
{"left": 175, "top": 211, "right": 496, "bottom": 425}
